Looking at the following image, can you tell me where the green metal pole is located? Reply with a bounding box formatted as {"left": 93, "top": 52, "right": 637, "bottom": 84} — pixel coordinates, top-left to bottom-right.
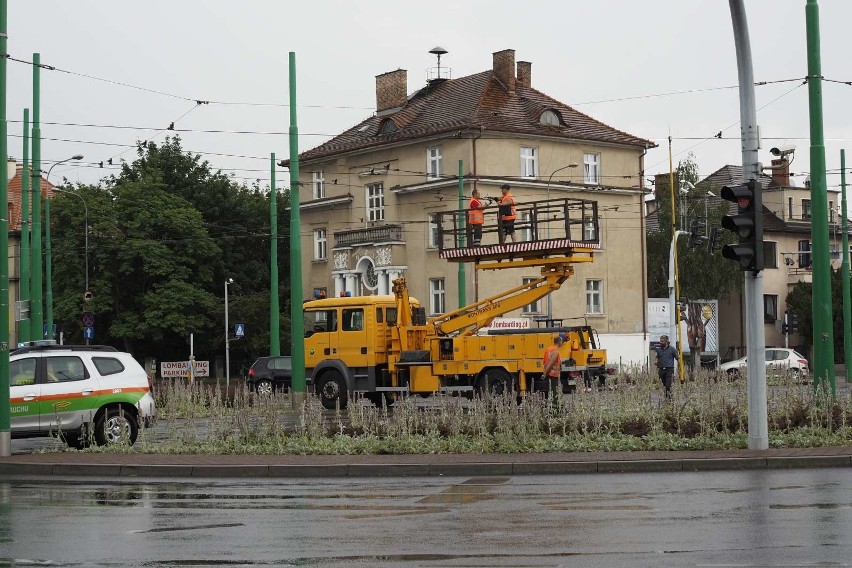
{"left": 0, "top": 0, "right": 10, "bottom": 457}
{"left": 19, "top": 108, "right": 30, "bottom": 344}
{"left": 457, "top": 160, "right": 466, "bottom": 308}
{"left": 288, "top": 52, "right": 305, "bottom": 397}
{"left": 31, "top": 52, "right": 43, "bottom": 339}
{"left": 805, "top": 0, "right": 835, "bottom": 396}
{"left": 841, "top": 148, "right": 851, "bottom": 386}
{"left": 45, "top": 175, "right": 53, "bottom": 339}
{"left": 269, "top": 152, "right": 280, "bottom": 357}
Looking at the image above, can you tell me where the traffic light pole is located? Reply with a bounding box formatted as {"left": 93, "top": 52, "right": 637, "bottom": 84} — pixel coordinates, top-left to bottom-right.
{"left": 730, "top": 0, "right": 768, "bottom": 449}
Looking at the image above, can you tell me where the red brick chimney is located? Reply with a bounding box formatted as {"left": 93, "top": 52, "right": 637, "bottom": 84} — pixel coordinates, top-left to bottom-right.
{"left": 516, "top": 61, "right": 531, "bottom": 88}
{"left": 771, "top": 158, "right": 790, "bottom": 186}
{"left": 492, "top": 49, "right": 516, "bottom": 93}
{"left": 375, "top": 69, "right": 407, "bottom": 113}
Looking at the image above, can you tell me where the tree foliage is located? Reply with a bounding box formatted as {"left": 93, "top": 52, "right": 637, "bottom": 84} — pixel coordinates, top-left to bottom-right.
{"left": 51, "top": 137, "right": 290, "bottom": 370}
{"left": 646, "top": 153, "right": 742, "bottom": 301}
{"left": 786, "top": 267, "right": 848, "bottom": 362}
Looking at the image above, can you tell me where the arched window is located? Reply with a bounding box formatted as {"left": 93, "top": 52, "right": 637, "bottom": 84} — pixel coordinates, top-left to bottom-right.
{"left": 379, "top": 119, "right": 398, "bottom": 134}
{"left": 539, "top": 109, "right": 561, "bottom": 126}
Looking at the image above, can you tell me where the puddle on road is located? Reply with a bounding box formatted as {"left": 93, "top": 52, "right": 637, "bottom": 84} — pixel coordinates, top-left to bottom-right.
{"left": 770, "top": 503, "right": 851, "bottom": 510}
{"left": 417, "top": 483, "right": 497, "bottom": 505}
{"left": 131, "top": 522, "right": 245, "bottom": 534}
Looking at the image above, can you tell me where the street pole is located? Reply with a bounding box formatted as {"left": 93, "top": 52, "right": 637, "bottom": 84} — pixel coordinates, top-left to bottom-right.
{"left": 668, "top": 136, "right": 686, "bottom": 382}
{"left": 457, "top": 159, "right": 466, "bottom": 308}
{"left": 730, "top": 0, "right": 768, "bottom": 449}
{"left": 31, "top": 52, "right": 42, "bottom": 339}
{"left": 20, "top": 108, "right": 30, "bottom": 344}
{"left": 0, "top": 0, "right": 10, "bottom": 458}
{"left": 806, "top": 0, "right": 835, "bottom": 396}
{"left": 840, "top": 149, "right": 850, "bottom": 385}
{"left": 44, "top": 156, "right": 83, "bottom": 343}
{"left": 288, "top": 51, "right": 306, "bottom": 403}
{"left": 225, "top": 278, "right": 231, "bottom": 390}
{"left": 269, "top": 153, "right": 280, "bottom": 357}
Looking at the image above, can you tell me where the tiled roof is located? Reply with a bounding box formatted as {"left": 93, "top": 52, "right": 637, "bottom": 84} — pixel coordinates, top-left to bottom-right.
{"left": 298, "top": 71, "right": 656, "bottom": 163}
{"left": 6, "top": 167, "right": 54, "bottom": 232}
{"left": 701, "top": 164, "right": 776, "bottom": 191}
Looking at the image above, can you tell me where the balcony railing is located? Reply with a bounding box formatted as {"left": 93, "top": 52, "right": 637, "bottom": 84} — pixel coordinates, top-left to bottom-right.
{"left": 334, "top": 223, "right": 403, "bottom": 248}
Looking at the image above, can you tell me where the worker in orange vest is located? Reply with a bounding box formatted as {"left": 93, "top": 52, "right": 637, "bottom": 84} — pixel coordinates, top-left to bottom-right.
{"left": 467, "top": 188, "right": 486, "bottom": 246}
{"left": 542, "top": 334, "right": 564, "bottom": 397}
{"left": 498, "top": 183, "right": 517, "bottom": 244}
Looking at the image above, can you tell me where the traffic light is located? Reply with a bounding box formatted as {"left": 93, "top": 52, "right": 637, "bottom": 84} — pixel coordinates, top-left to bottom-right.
{"left": 707, "top": 227, "right": 723, "bottom": 254}
{"left": 687, "top": 219, "right": 707, "bottom": 251}
{"left": 790, "top": 312, "right": 800, "bottom": 333}
{"left": 720, "top": 178, "right": 763, "bottom": 271}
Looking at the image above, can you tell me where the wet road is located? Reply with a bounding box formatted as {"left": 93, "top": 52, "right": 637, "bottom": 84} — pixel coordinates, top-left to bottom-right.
{"left": 1, "top": 469, "right": 850, "bottom": 567}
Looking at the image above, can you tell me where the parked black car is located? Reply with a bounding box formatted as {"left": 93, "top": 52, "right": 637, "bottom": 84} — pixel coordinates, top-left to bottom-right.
{"left": 246, "top": 356, "right": 293, "bottom": 395}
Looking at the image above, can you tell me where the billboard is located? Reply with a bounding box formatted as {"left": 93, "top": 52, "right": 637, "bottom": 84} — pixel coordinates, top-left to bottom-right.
{"left": 648, "top": 299, "right": 719, "bottom": 353}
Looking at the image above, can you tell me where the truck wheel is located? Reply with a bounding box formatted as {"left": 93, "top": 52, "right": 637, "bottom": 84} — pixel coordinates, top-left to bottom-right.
{"left": 317, "top": 372, "right": 348, "bottom": 410}
{"left": 484, "top": 368, "right": 513, "bottom": 396}
{"left": 95, "top": 407, "right": 139, "bottom": 446}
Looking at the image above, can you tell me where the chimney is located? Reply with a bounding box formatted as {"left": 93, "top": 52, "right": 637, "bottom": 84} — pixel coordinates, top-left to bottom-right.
{"left": 375, "top": 69, "right": 407, "bottom": 113}
{"left": 771, "top": 158, "right": 790, "bottom": 187}
{"left": 492, "top": 49, "right": 516, "bottom": 93}
{"left": 516, "top": 61, "right": 531, "bottom": 88}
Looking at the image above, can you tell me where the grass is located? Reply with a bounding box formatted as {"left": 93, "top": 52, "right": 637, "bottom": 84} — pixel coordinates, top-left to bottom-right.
{"left": 81, "top": 368, "right": 852, "bottom": 455}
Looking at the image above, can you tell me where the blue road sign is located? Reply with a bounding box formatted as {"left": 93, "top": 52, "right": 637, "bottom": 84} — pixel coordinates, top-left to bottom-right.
{"left": 43, "top": 323, "right": 57, "bottom": 339}
{"left": 235, "top": 323, "right": 245, "bottom": 337}
{"left": 83, "top": 326, "right": 94, "bottom": 340}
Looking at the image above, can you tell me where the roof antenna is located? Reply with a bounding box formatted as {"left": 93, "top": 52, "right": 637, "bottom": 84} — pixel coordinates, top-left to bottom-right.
{"left": 428, "top": 46, "right": 450, "bottom": 83}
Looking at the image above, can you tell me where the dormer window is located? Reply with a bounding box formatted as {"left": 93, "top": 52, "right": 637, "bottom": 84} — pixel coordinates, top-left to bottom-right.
{"left": 379, "top": 119, "right": 398, "bottom": 135}
{"left": 539, "top": 109, "right": 561, "bottom": 126}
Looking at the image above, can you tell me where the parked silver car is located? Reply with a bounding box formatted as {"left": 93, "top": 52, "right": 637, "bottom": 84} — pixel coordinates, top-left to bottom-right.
{"left": 719, "top": 348, "right": 808, "bottom": 379}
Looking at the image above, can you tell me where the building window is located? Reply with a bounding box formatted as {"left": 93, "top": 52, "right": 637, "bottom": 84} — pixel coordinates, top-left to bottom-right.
{"left": 429, "top": 278, "right": 445, "bottom": 315}
{"left": 788, "top": 197, "right": 793, "bottom": 220}
{"left": 584, "top": 153, "right": 600, "bottom": 185}
{"left": 763, "top": 241, "right": 777, "bottom": 269}
{"left": 802, "top": 199, "right": 812, "bottom": 220}
{"left": 427, "top": 213, "right": 440, "bottom": 248}
{"left": 313, "top": 228, "right": 327, "bottom": 260}
{"left": 763, "top": 294, "right": 778, "bottom": 323}
{"left": 520, "top": 147, "right": 537, "bottom": 178}
{"left": 379, "top": 119, "right": 397, "bottom": 135}
{"left": 312, "top": 171, "right": 325, "bottom": 199}
{"left": 583, "top": 216, "right": 597, "bottom": 241}
{"left": 585, "top": 279, "right": 603, "bottom": 314}
{"left": 521, "top": 277, "right": 540, "bottom": 314}
{"left": 798, "top": 240, "right": 812, "bottom": 268}
{"left": 367, "top": 183, "right": 384, "bottom": 222}
{"left": 539, "top": 110, "right": 560, "bottom": 126}
{"left": 427, "top": 147, "right": 442, "bottom": 180}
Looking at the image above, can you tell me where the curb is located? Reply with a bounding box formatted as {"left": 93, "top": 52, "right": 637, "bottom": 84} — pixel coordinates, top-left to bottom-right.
{"left": 1, "top": 455, "right": 850, "bottom": 479}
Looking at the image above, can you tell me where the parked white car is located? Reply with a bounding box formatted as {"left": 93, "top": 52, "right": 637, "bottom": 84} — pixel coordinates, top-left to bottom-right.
{"left": 719, "top": 348, "right": 809, "bottom": 379}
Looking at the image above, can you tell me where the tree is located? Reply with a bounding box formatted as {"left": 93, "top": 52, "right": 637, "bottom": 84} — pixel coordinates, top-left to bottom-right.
{"left": 646, "top": 153, "right": 741, "bottom": 301}
{"left": 786, "top": 267, "right": 847, "bottom": 363}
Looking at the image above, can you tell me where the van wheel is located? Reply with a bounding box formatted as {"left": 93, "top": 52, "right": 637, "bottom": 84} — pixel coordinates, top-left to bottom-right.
{"left": 317, "top": 372, "right": 348, "bottom": 410}
{"left": 484, "top": 368, "right": 514, "bottom": 396}
{"left": 95, "top": 407, "right": 139, "bottom": 446}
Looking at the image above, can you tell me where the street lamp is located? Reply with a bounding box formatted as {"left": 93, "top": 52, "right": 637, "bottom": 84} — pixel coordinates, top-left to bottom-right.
{"left": 545, "top": 163, "right": 579, "bottom": 321}
{"left": 225, "top": 278, "right": 234, "bottom": 390}
{"left": 44, "top": 154, "right": 83, "bottom": 340}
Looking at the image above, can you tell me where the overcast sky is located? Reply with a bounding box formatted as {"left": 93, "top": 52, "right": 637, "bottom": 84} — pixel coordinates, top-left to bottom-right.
{"left": 7, "top": 1, "right": 852, "bottom": 194}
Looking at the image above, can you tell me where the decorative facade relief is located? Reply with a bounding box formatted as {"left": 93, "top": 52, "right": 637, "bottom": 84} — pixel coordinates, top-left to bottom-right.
{"left": 375, "top": 247, "right": 392, "bottom": 266}
{"left": 333, "top": 251, "right": 349, "bottom": 270}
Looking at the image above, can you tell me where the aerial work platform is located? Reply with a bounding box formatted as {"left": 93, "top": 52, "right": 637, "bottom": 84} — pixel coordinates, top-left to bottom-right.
{"left": 437, "top": 197, "right": 601, "bottom": 264}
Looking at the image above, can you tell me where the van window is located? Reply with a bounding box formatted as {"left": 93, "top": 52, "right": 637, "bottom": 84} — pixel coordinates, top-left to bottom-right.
{"left": 306, "top": 309, "right": 337, "bottom": 333}
{"left": 93, "top": 357, "right": 125, "bottom": 376}
{"left": 10, "top": 358, "right": 36, "bottom": 386}
{"left": 342, "top": 308, "right": 364, "bottom": 331}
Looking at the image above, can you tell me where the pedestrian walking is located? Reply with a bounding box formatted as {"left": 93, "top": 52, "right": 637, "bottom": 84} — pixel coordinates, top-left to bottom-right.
{"left": 654, "top": 335, "right": 678, "bottom": 399}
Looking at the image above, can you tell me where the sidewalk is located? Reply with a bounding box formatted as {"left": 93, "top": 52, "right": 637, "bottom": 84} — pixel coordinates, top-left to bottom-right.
{"left": 1, "top": 446, "right": 850, "bottom": 479}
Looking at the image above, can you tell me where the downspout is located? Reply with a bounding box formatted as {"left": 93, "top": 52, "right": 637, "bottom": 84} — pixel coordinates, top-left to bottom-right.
{"left": 639, "top": 146, "right": 648, "bottom": 343}
{"left": 471, "top": 126, "right": 484, "bottom": 301}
